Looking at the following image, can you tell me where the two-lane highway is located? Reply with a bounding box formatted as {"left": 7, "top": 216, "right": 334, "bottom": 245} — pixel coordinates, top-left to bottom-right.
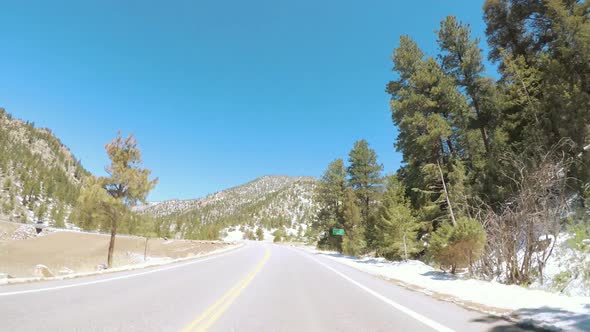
{"left": 0, "top": 243, "right": 528, "bottom": 331}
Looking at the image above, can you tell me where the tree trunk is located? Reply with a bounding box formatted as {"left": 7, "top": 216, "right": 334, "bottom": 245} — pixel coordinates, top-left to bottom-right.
{"left": 107, "top": 219, "right": 117, "bottom": 268}
{"left": 437, "top": 160, "right": 457, "bottom": 226}
{"left": 472, "top": 97, "right": 491, "bottom": 154}
{"left": 402, "top": 233, "right": 408, "bottom": 262}
{"left": 446, "top": 139, "right": 455, "bottom": 156}
{"left": 365, "top": 195, "right": 370, "bottom": 223}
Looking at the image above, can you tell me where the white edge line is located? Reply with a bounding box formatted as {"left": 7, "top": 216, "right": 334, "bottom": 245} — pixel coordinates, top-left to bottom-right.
{"left": 288, "top": 247, "right": 456, "bottom": 332}
{"left": 0, "top": 244, "right": 247, "bottom": 297}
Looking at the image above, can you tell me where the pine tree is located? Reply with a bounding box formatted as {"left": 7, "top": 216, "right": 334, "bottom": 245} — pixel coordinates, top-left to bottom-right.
{"left": 273, "top": 228, "right": 286, "bottom": 243}
{"left": 341, "top": 188, "right": 365, "bottom": 256}
{"left": 256, "top": 227, "right": 264, "bottom": 241}
{"left": 388, "top": 37, "right": 469, "bottom": 168}
{"left": 243, "top": 229, "right": 256, "bottom": 240}
{"left": 375, "top": 176, "right": 424, "bottom": 261}
{"left": 347, "top": 139, "right": 383, "bottom": 243}
{"left": 437, "top": 16, "right": 498, "bottom": 159}
{"left": 50, "top": 202, "right": 66, "bottom": 228}
{"left": 428, "top": 217, "right": 486, "bottom": 274}
{"left": 316, "top": 159, "right": 347, "bottom": 221}
{"left": 35, "top": 202, "right": 48, "bottom": 222}
{"left": 3, "top": 177, "right": 11, "bottom": 192}
{"left": 71, "top": 177, "right": 113, "bottom": 231}
{"left": 484, "top": 0, "right": 590, "bottom": 187}
{"left": 315, "top": 159, "right": 347, "bottom": 251}
{"left": 387, "top": 34, "right": 475, "bottom": 228}
{"left": 101, "top": 133, "right": 158, "bottom": 268}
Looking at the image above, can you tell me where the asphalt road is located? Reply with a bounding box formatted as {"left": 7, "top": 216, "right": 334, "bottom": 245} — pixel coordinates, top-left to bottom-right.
{"left": 0, "top": 243, "right": 533, "bottom": 332}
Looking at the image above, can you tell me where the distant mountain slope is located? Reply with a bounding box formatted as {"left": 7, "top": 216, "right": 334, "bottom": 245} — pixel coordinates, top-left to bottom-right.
{"left": 136, "top": 175, "right": 319, "bottom": 240}
{"left": 0, "top": 108, "right": 318, "bottom": 240}
{"left": 0, "top": 108, "right": 88, "bottom": 224}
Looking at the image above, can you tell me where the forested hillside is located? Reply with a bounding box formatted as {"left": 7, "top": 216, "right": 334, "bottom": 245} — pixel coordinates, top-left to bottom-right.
{"left": 313, "top": 0, "right": 590, "bottom": 290}
{"left": 0, "top": 110, "right": 318, "bottom": 242}
{"left": 136, "top": 176, "right": 318, "bottom": 240}
{"left": 0, "top": 109, "right": 88, "bottom": 226}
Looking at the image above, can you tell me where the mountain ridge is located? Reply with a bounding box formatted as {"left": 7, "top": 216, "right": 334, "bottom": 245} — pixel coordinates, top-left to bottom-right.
{"left": 0, "top": 108, "right": 89, "bottom": 225}
{"left": 0, "top": 108, "right": 319, "bottom": 241}
{"left": 136, "top": 175, "right": 319, "bottom": 240}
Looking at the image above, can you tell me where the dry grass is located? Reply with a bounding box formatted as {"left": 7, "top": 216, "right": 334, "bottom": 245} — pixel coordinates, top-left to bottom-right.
{"left": 0, "top": 221, "right": 232, "bottom": 278}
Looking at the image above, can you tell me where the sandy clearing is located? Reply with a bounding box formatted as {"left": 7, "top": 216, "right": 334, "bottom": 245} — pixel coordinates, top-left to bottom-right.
{"left": 0, "top": 222, "right": 233, "bottom": 278}
{"left": 0, "top": 222, "right": 20, "bottom": 240}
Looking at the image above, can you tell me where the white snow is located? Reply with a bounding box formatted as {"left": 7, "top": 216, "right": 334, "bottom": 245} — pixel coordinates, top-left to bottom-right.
{"left": 221, "top": 226, "right": 291, "bottom": 242}
{"left": 263, "top": 229, "right": 274, "bottom": 242}
{"left": 300, "top": 246, "right": 590, "bottom": 331}
{"left": 532, "top": 233, "right": 590, "bottom": 297}
{"left": 223, "top": 229, "right": 245, "bottom": 242}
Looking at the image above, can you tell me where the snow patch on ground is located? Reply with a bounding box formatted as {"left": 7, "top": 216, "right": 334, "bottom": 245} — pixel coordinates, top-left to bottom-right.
{"left": 532, "top": 234, "right": 590, "bottom": 297}
{"left": 300, "top": 246, "right": 590, "bottom": 331}
{"left": 223, "top": 229, "right": 245, "bottom": 242}
{"left": 262, "top": 229, "right": 274, "bottom": 242}
{"left": 221, "top": 226, "right": 284, "bottom": 242}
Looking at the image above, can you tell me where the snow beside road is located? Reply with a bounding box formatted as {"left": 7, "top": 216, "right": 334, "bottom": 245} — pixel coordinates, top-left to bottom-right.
{"left": 223, "top": 229, "right": 245, "bottom": 242}
{"left": 532, "top": 234, "right": 590, "bottom": 297}
{"left": 301, "top": 247, "right": 590, "bottom": 331}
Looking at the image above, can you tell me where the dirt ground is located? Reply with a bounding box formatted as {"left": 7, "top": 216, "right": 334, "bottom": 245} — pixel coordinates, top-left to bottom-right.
{"left": 0, "top": 222, "right": 21, "bottom": 240}
{"left": 0, "top": 221, "right": 233, "bottom": 278}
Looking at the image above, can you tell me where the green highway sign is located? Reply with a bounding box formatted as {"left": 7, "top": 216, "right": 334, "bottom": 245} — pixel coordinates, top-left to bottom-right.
{"left": 332, "top": 228, "right": 345, "bottom": 236}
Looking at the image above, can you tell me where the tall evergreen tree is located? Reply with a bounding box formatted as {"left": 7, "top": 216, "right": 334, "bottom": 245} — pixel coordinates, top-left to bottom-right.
{"left": 437, "top": 16, "right": 499, "bottom": 157}
{"left": 101, "top": 133, "right": 158, "bottom": 268}
{"left": 347, "top": 139, "right": 383, "bottom": 223}
{"left": 388, "top": 38, "right": 472, "bottom": 168}
{"left": 341, "top": 188, "right": 366, "bottom": 256}
{"left": 484, "top": 0, "right": 590, "bottom": 187}
{"left": 316, "top": 159, "right": 347, "bottom": 223}
{"left": 315, "top": 159, "right": 348, "bottom": 251}
{"left": 387, "top": 36, "right": 471, "bottom": 225}
{"left": 347, "top": 140, "right": 383, "bottom": 249}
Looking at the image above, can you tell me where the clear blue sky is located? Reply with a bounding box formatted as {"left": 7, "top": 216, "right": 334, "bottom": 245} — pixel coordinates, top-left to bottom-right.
{"left": 0, "top": 0, "right": 491, "bottom": 201}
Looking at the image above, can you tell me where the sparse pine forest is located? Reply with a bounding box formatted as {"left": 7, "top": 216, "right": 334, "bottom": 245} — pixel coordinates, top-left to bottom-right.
{"left": 0, "top": 109, "right": 88, "bottom": 224}
{"left": 1, "top": 0, "right": 588, "bottom": 292}
{"left": 312, "top": 0, "right": 590, "bottom": 287}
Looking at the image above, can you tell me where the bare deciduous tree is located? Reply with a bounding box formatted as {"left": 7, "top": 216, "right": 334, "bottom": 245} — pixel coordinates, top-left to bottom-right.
{"left": 477, "top": 142, "right": 574, "bottom": 285}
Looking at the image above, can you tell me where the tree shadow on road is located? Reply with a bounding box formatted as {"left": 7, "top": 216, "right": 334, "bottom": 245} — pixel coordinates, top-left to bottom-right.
{"left": 473, "top": 305, "right": 590, "bottom": 332}
{"left": 472, "top": 314, "right": 551, "bottom": 332}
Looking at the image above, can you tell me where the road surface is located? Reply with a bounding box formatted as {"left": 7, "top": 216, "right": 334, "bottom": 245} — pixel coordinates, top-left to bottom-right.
{"left": 0, "top": 243, "right": 533, "bottom": 331}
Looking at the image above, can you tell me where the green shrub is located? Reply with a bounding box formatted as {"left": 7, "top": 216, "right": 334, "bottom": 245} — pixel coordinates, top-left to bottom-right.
{"left": 255, "top": 227, "right": 264, "bottom": 241}
{"left": 342, "top": 227, "right": 366, "bottom": 257}
{"left": 428, "top": 217, "right": 486, "bottom": 274}
{"left": 552, "top": 271, "right": 573, "bottom": 292}
{"left": 273, "top": 228, "right": 286, "bottom": 243}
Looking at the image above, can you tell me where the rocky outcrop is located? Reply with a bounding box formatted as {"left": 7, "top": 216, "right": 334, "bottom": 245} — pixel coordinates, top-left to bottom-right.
{"left": 11, "top": 225, "right": 37, "bottom": 240}
{"left": 33, "top": 264, "right": 55, "bottom": 278}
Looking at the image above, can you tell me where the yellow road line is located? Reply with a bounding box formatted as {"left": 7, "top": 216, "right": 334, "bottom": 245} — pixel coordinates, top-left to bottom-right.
{"left": 181, "top": 246, "right": 271, "bottom": 332}
{"left": 180, "top": 276, "right": 250, "bottom": 332}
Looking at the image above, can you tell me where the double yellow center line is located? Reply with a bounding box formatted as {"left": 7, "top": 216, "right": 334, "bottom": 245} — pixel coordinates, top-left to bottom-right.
{"left": 181, "top": 246, "right": 271, "bottom": 332}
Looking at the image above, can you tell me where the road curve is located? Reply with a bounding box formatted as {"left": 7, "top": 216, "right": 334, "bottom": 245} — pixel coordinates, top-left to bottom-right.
{"left": 0, "top": 243, "right": 530, "bottom": 331}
